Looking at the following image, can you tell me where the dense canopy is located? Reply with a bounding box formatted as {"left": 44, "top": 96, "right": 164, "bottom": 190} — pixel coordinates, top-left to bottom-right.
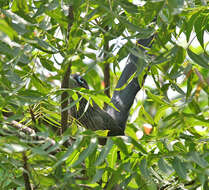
{"left": 0, "top": 0, "right": 209, "bottom": 189}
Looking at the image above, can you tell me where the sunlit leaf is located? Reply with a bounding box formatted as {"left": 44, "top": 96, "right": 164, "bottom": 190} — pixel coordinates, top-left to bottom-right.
{"left": 107, "top": 145, "right": 118, "bottom": 169}
{"left": 11, "top": 0, "right": 29, "bottom": 13}
{"left": 140, "top": 106, "right": 154, "bottom": 125}
{"left": 0, "top": 144, "right": 27, "bottom": 153}
{"left": 185, "top": 10, "right": 199, "bottom": 42}
{"left": 1, "top": 1, "right": 209, "bottom": 189}
{"left": 71, "top": 137, "right": 98, "bottom": 167}
{"left": 128, "top": 137, "right": 147, "bottom": 155}
{"left": 154, "top": 105, "right": 169, "bottom": 124}
{"left": 186, "top": 70, "right": 194, "bottom": 99}
{"left": 0, "top": 19, "right": 17, "bottom": 40}
{"left": 112, "top": 137, "right": 129, "bottom": 156}
{"left": 146, "top": 90, "right": 169, "bottom": 106}
{"left": 95, "top": 138, "right": 113, "bottom": 166}
{"left": 187, "top": 49, "right": 209, "bottom": 69}
{"left": 92, "top": 168, "right": 105, "bottom": 183}
{"left": 194, "top": 14, "right": 207, "bottom": 49}
{"left": 54, "top": 136, "right": 83, "bottom": 167}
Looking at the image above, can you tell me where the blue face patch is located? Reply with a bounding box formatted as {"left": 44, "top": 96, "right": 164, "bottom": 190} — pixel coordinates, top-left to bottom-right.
{"left": 77, "top": 76, "right": 84, "bottom": 84}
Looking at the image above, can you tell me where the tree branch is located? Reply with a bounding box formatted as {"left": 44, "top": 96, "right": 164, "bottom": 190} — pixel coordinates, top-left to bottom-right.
{"left": 106, "top": 35, "right": 154, "bottom": 131}
{"left": 3, "top": 118, "right": 73, "bottom": 154}
{"left": 22, "top": 152, "right": 32, "bottom": 190}
{"left": 103, "top": 26, "right": 110, "bottom": 102}
{"left": 67, "top": 5, "right": 74, "bottom": 41}
{"left": 60, "top": 63, "right": 72, "bottom": 134}
{"left": 9, "top": 120, "right": 56, "bottom": 147}
{"left": 60, "top": 5, "right": 74, "bottom": 135}
{"left": 29, "top": 106, "right": 36, "bottom": 124}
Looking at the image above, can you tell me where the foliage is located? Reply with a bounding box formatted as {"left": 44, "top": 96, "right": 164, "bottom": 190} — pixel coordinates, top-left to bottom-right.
{"left": 0, "top": 0, "right": 209, "bottom": 189}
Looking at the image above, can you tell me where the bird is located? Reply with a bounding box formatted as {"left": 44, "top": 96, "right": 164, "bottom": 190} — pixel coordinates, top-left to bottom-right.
{"left": 69, "top": 73, "right": 124, "bottom": 137}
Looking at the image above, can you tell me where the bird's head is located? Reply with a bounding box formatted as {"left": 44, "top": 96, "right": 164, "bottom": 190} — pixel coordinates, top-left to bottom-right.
{"left": 70, "top": 73, "right": 89, "bottom": 89}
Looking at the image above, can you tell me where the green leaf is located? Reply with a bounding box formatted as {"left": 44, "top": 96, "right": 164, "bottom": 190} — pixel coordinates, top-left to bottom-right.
{"left": 0, "top": 41, "right": 15, "bottom": 56}
{"left": 154, "top": 105, "right": 168, "bottom": 124}
{"left": 54, "top": 136, "right": 83, "bottom": 168}
{"left": 0, "top": 144, "right": 27, "bottom": 153}
{"left": 31, "top": 37, "right": 58, "bottom": 54}
{"left": 188, "top": 99, "right": 201, "bottom": 114}
{"left": 146, "top": 90, "right": 169, "bottom": 106}
{"left": 186, "top": 71, "right": 194, "bottom": 99}
{"left": 147, "top": 182, "right": 158, "bottom": 190}
{"left": 0, "top": 19, "right": 17, "bottom": 40}
{"left": 95, "top": 138, "right": 114, "bottom": 166}
{"left": 31, "top": 74, "right": 49, "bottom": 94}
{"left": 86, "top": 8, "right": 100, "bottom": 21}
{"left": 185, "top": 11, "right": 199, "bottom": 42}
{"left": 62, "top": 96, "right": 82, "bottom": 112}
{"left": 40, "top": 57, "right": 57, "bottom": 72}
{"left": 71, "top": 137, "right": 98, "bottom": 167}
{"left": 194, "top": 14, "right": 207, "bottom": 48}
{"left": 172, "top": 157, "right": 187, "bottom": 179}
{"left": 95, "top": 130, "right": 109, "bottom": 137}
{"left": 125, "top": 124, "right": 138, "bottom": 140}
{"left": 139, "top": 158, "right": 150, "bottom": 178}
{"left": 6, "top": 71, "right": 22, "bottom": 84}
{"left": 120, "top": 174, "right": 133, "bottom": 189}
{"left": 112, "top": 137, "right": 129, "bottom": 156}
{"left": 175, "top": 45, "right": 186, "bottom": 64}
{"left": 119, "top": 16, "right": 154, "bottom": 36}
{"left": 46, "top": 8, "right": 68, "bottom": 27}
{"left": 129, "top": 137, "right": 147, "bottom": 155}
{"left": 188, "top": 152, "right": 209, "bottom": 168}
{"left": 107, "top": 144, "right": 118, "bottom": 169}
{"left": 18, "top": 90, "right": 44, "bottom": 101}
{"left": 182, "top": 113, "right": 209, "bottom": 127}
{"left": 187, "top": 49, "right": 209, "bottom": 69}
{"left": 140, "top": 106, "right": 154, "bottom": 125}
{"left": 158, "top": 158, "right": 173, "bottom": 175}
{"left": 11, "top": 0, "right": 29, "bottom": 13}
{"left": 92, "top": 169, "right": 105, "bottom": 183}
{"left": 37, "top": 175, "right": 55, "bottom": 186}
{"left": 116, "top": 1, "right": 138, "bottom": 14}
{"left": 167, "top": 0, "right": 184, "bottom": 14}
{"left": 171, "top": 83, "right": 185, "bottom": 95}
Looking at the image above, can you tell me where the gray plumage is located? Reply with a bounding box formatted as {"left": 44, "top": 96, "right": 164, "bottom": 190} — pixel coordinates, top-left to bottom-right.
{"left": 69, "top": 74, "right": 124, "bottom": 136}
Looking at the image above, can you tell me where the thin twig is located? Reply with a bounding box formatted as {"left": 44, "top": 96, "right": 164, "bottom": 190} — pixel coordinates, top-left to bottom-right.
{"left": 194, "top": 68, "right": 204, "bottom": 83}
{"left": 60, "top": 5, "right": 74, "bottom": 135}
{"left": 77, "top": 184, "right": 94, "bottom": 189}
{"left": 103, "top": 26, "right": 110, "bottom": 109}
{"left": 9, "top": 120, "right": 56, "bottom": 147}
{"left": 29, "top": 106, "right": 36, "bottom": 124}
{"left": 67, "top": 5, "right": 74, "bottom": 41}
{"left": 60, "top": 63, "right": 72, "bottom": 135}
{"left": 22, "top": 152, "right": 32, "bottom": 190}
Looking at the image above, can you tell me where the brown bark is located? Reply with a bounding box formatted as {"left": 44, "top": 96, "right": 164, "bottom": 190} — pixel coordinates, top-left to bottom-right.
{"left": 60, "top": 5, "right": 74, "bottom": 135}
{"left": 103, "top": 26, "right": 110, "bottom": 109}
{"left": 60, "top": 63, "right": 72, "bottom": 135}
{"left": 22, "top": 152, "right": 32, "bottom": 190}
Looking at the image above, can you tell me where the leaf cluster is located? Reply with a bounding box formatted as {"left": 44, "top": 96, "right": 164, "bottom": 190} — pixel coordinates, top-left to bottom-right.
{"left": 0, "top": 0, "right": 208, "bottom": 189}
